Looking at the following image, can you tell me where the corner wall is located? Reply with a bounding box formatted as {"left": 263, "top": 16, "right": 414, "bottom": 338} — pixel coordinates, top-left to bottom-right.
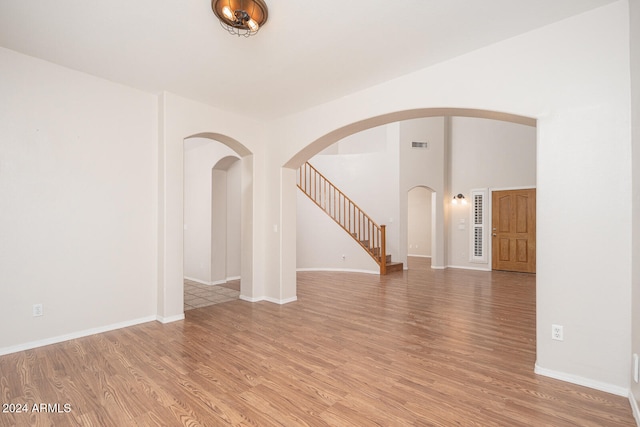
{"left": 0, "top": 47, "right": 158, "bottom": 352}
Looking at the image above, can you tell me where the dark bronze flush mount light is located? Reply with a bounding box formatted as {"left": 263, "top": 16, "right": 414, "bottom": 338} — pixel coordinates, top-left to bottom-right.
{"left": 211, "top": 0, "right": 268, "bottom": 37}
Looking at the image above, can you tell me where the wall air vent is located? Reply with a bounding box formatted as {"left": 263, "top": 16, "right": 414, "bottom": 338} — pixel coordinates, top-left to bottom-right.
{"left": 411, "top": 141, "right": 429, "bottom": 149}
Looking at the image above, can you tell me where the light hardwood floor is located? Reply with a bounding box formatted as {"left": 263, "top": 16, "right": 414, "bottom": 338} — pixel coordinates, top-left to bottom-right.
{"left": 0, "top": 258, "right": 635, "bottom": 426}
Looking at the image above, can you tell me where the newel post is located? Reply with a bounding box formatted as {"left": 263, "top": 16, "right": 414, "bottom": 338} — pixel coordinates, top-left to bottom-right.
{"left": 380, "top": 225, "right": 386, "bottom": 275}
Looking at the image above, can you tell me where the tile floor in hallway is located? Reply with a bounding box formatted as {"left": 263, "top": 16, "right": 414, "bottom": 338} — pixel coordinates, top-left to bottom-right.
{"left": 183, "top": 279, "right": 240, "bottom": 311}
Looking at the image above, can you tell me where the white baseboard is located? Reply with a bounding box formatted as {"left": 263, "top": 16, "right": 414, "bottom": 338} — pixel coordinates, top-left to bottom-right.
{"left": 296, "top": 267, "right": 379, "bottom": 275}
{"left": 185, "top": 276, "right": 241, "bottom": 286}
{"left": 0, "top": 315, "right": 157, "bottom": 356}
{"left": 408, "top": 254, "right": 431, "bottom": 258}
{"left": 156, "top": 313, "right": 185, "bottom": 324}
{"left": 630, "top": 389, "right": 640, "bottom": 426}
{"left": 239, "top": 295, "right": 297, "bottom": 304}
{"left": 184, "top": 276, "right": 211, "bottom": 285}
{"left": 239, "top": 294, "right": 262, "bottom": 302}
{"left": 534, "top": 363, "right": 629, "bottom": 397}
{"left": 430, "top": 266, "right": 446, "bottom": 270}
{"left": 264, "top": 296, "right": 298, "bottom": 305}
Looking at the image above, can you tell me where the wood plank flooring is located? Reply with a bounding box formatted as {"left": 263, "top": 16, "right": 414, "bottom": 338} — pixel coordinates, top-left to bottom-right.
{"left": 0, "top": 258, "right": 635, "bottom": 426}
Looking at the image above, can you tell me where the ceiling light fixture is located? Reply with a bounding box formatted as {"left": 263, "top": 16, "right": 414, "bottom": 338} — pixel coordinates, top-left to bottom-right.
{"left": 211, "top": 0, "right": 268, "bottom": 37}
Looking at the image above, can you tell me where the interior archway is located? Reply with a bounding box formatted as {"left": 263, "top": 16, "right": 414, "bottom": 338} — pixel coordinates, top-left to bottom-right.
{"left": 179, "top": 133, "right": 253, "bottom": 313}
{"left": 284, "top": 108, "right": 535, "bottom": 169}
{"left": 284, "top": 108, "right": 536, "bottom": 290}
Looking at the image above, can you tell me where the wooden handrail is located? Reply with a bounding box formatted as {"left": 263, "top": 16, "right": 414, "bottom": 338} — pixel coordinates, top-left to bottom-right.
{"left": 297, "top": 162, "right": 387, "bottom": 274}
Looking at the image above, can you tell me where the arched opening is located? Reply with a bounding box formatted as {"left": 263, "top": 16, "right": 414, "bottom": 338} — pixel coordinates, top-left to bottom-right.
{"left": 178, "top": 133, "right": 252, "bottom": 314}
{"left": 285, "top": 108, "right": 536, "bottom": 287}
{"left": 284, "top": 108, "right": 535, "bottom": 169}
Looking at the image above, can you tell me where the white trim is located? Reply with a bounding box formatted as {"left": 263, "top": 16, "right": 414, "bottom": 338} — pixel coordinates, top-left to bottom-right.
{"left": 239, "top": 295, "right": 298, "bottom": 304}
{"left": 156, "top": 313, "right": 185, "bottom": 324}
{"left": 185, "top": 276, "right": 240, "bottom": 286}
{"left": 534, "top": 363, "right": 629, "bottom": 397}
{"left": 408, "top": 254, "right": 431, "bottom": 258}
{"left": 629, "top": 390, "right": 640, "bottom": 426}
{"left": 296, "top": 267, "right": 379, "bottom": 275}
{"left": 184, "top": 276, "right": 241, "bottom": 286}
{"left": 184, "top": 276, "right": 211, "bottom": 285}
{"left": 0, "top": 315, "right": 157, "bottom": 356}
{"left": 447, "top": 264, "right": 492, "bottom": 272}
{"left": 431, "top": 266, "right": 446, "bottom": 270}
{"left": 264, "top": 296, "right": 298, "bottom": 305}
{"left": 239, "top": 295, "right": 263, "bottom": 303}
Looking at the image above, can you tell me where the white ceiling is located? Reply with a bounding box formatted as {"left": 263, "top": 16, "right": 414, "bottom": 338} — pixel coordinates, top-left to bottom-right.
{"left": 0, "top": 0, "right": 618, "bottom": 120}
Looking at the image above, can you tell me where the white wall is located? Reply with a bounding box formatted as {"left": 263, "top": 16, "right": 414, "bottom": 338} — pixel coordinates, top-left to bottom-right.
{"left": 211, "top": 167, "right": 228, "bottom": 283}
{"left": 399, "top": 117, "right": 447, "bottom": 268}
{"left": 629, "top": 0, "right": 640, "bottom": 418}
{"left": 274, "top": 2, "right": 632, "bottom": 395}
{"left": 408, "top": 187, "right": 432, "bottom": 257}
{"left": 183, "top": 138, "right": 238, "bottom": 284}
{"left": 448, "top": 117, "right": 536, "bottom": 269}
{"left": 296, "top": 124, "right": 399, "bottom": 273}
{"left": 296, "top": 194, "right": 380, "bottom": 272}
{"left": 226, "top": 159, "right": 242, "bottom": 280}
{"left": 0, "top": 47, "right": 158, "bottom": 352}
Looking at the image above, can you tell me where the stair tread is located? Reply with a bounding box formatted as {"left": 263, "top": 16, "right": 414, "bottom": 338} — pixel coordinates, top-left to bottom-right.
{"left": 384, "top": 261, "right": 404, "bottom": 274}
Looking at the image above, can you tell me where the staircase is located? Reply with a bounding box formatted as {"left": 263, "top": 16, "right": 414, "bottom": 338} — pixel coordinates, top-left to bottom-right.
{"left": 297, "top": 162, "right": 403, "bottom": 275}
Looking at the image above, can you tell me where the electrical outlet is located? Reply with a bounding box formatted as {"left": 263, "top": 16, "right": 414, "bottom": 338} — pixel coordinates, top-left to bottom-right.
{"left": 341, "top": 254, "right": 346, "bottom": 261}
{"left": 33, "top": 304, "right": 43, "bottom": 317}
{"left": 551, "top": 324, "right": 563, "bottom": 341}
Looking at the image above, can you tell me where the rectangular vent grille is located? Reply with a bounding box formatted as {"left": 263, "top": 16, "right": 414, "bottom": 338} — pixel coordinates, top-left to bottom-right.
{"left": 411, "top": 141, "right": 429, "bottom": 149}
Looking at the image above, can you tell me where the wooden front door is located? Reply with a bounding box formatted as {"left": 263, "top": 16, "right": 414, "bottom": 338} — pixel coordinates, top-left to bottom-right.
{"left": 492, "top": 189, "right": 536, "bottom": 273}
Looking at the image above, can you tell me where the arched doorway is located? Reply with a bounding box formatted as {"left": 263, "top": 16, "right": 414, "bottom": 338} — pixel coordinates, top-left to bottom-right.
{"left": 176, "top": 133, "right": 253, "bottom": 321}
{"left": 284, "top": 109, "right": 536, "bottom": 289}
{"left": 183, "top": 139, "right": 242, "bottom": 310}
